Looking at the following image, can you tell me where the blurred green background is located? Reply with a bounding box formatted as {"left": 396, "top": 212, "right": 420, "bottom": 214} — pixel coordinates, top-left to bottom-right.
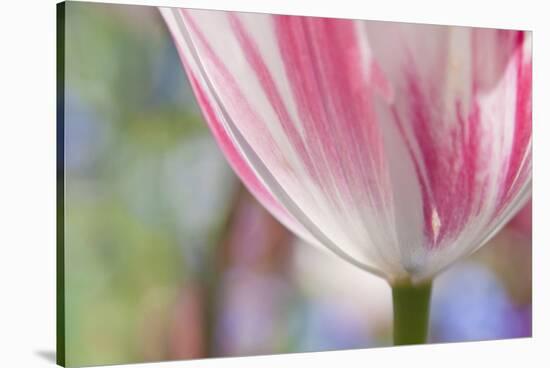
{"left": 61, "top": 2, "right": 532, "bottom": 367}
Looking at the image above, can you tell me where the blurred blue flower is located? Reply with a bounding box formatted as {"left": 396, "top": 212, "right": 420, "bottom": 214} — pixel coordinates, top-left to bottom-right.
{"left": 149, "top": 43, "right": 198, "bottom": 110}
{"left": 64, "top": 90, "right": 110, "bottom": 173}
{"left": 431, "top": 261, "right": 529, "bottom": 342}
{"left": 293, "top": 299, "right": 372, "bottom": 351}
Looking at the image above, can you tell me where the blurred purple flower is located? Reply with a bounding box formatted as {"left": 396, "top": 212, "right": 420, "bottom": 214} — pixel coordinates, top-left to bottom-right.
{"left": 431, "top": 262, "right": 530, "bottom": 342}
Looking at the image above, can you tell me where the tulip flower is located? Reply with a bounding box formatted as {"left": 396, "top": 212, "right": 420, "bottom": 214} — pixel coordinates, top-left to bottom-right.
{"left": 160, "top": 8, "right": 532, "bottom": 345}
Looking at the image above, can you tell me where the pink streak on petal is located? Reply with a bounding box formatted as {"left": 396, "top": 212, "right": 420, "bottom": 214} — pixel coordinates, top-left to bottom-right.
{"left": 370, "top": 61, "right": 395, "bottom": 103}
{"left": 274, "top": 16, "right": 350, "bottom": 204}
{"left": 396, "top": 60, "right": 481, "bottom": 248}
{"left": 395, "top": 30, "right": 530, "bottom": 249}
{"left": 498, "top": 34, "right": 532, "bottom": 210}
{"left": 227, "top": 15, "right": 322, "bottom": 188}
{"left": 274, "top": 16, "right": 388, "bottom": 209}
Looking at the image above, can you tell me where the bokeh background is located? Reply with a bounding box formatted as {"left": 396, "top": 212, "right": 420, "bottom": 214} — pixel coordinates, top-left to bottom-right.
{"left": 61, "top": 2, "right": 532, "bottom": 366}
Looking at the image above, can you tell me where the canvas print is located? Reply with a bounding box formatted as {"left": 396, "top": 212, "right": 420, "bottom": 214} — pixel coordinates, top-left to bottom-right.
{"left": 57, "top": 1, "right": 532, "bottom": 367}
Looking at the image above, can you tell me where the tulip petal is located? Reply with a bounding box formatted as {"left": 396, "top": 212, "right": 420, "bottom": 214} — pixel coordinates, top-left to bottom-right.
{"left": 364, "top": 23, "right": 532, "bottom": 278}
{"left": 161, "top": 8, "right": 532, "bottom": 282}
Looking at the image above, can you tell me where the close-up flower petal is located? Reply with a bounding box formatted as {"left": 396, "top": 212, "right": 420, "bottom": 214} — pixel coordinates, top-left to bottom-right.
{"left": 160, "top": 8, "right": 531, "bottom": 283}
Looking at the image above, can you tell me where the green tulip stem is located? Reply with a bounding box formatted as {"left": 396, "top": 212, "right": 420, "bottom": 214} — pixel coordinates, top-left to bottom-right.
{"left": 392, "top": 280, "right": 433, "bottom": 345}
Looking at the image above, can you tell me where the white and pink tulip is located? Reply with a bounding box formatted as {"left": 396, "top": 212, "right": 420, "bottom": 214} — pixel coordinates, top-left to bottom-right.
{"left": 161, "top": 8, "right": 532, "bottom": 285}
